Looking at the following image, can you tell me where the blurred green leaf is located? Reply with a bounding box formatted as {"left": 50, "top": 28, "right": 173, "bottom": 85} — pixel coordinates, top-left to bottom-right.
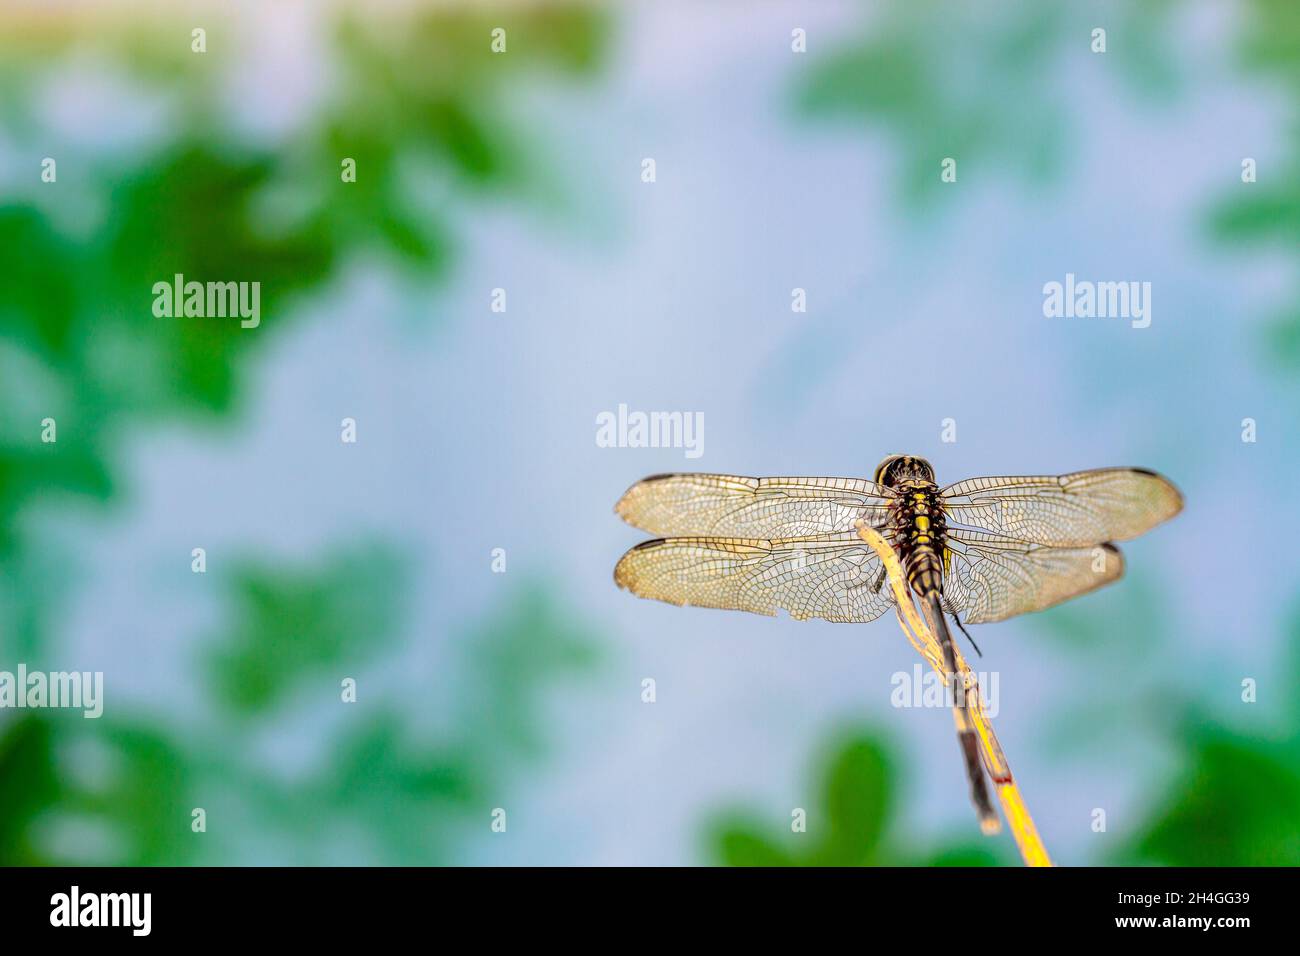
{"left": 794, "top": 2, "right": 1180, "bottom": 210}
{"left": 1209, "top": 181, "right": 1300, "bottom": 244}
{"left": 706, "top": 727, "right": 1007, "bottom": 867}
{"left": 0, "top": 716, "right": 60, "bottom": 865}
{"left": 0, "top": 715, "right": 195, "bottom": 866}
{"left": 820, "top": 737, "right": 893, "bottom": 862}
{"left": 1121, "top": 732, "right": 1300, "bottom": 866}
{"left": 1212, "top": 0, "right": 1300, "bottom": 370}
{"left": 463, "top": 583, "right": 602, "bottom": 756}
{"left": 715, "top": 820, "right": 798, "bottom": 867}
{"left": 1117, "top": 602, "right": 1300, "bottom": 866}
{"left": 0, "top": 1, "right": 609, "bottom": 867}
{"left": 207, "top": 541, "right": 407, "bottom": 714}
{"left": 1262, "top": 310, "right": 1300, "bottom": 368}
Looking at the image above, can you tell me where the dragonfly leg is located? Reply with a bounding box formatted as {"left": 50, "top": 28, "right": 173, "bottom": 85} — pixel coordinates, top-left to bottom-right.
{"left": 870, "top": 566, "right": 887, "bottom": 594}
{"left": 951, "top": 611, "right": 982, "bottom": 658}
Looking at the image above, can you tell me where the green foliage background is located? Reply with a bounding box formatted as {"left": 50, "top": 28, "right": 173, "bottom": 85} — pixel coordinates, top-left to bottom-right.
{"left": 0, "top": 4, "right": 604, "bottom": 866}
{"left": 1, "top": 1, "right": 1296, "bottom": 866}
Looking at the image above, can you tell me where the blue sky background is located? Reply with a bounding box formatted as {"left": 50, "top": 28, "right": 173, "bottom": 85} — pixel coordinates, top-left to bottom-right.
{"left": 3, "top": 1, "right": 1298, "bottom": 865}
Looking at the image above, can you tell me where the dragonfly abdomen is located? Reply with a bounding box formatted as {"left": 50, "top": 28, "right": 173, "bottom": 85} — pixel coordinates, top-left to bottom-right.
{"left": 907, "top": 544, "right": 945, "bottom": 596}
{"left": 893, "top": 485, "right": 949, "bottom": 598}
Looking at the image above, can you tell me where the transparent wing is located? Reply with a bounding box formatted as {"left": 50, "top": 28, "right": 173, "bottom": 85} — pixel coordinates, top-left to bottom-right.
{"left": 613, "top": 531, "right": 896, "bottom": 623}
{"left": 940, "top": 468, "right": 1183, "bottom": 546}
{"left": 615, "top": 474, "right": 896, "bottom": 537}
{"left": 943, "top": 528, "right": 1125, "bottom": 625}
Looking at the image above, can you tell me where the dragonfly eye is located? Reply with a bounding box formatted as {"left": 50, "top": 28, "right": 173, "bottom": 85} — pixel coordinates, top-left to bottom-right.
{"left": 873, "top": 455, "right": 905, "bottom": 485}
{"left": 874, "top": 455, "right": 934, "bottom": 486}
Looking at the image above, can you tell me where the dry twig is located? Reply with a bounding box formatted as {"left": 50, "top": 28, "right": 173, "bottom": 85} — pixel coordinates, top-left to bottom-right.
{"left": 854, "top": 520, "right": 1053, "bottom": 867}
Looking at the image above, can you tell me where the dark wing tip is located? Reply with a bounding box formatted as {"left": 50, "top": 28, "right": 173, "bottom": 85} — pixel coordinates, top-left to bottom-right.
{"left": 613, "top": 538, "right": 665, "bottom": 589}
{"left": 1109, "top": 467, "right": 1185, "bottom": 527}
{"left": 1134, "top": 467, "right": 1185, "bottom": 519}
{"left": 1103, "top": 541, "right": 1125, "bottom": 579}
{"left": 613, "top": 473, "right": 686, "bottom": 521}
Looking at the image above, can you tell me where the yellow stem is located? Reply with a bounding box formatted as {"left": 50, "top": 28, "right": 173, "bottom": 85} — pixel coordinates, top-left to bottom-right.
{"left": 853, "top": 521, "right": 1053, "bottom": 867}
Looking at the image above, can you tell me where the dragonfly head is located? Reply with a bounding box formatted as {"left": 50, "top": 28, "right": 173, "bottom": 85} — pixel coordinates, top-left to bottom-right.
{"left": 874, "top": 454, "right": 936, "bottom": 488}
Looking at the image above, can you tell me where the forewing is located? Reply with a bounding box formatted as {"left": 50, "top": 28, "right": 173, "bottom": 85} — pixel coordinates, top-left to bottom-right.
{"left": 613, "top": 531, "right": 896, "bottom": 623}
{"left": 615, "top": 474, "right": 895, "bottom": 537}
{"left": 940, "top": 468, "right": 1182, "bottom": 546}
{"left": 943, "top": 528, "right": 1124, "bottom": 625}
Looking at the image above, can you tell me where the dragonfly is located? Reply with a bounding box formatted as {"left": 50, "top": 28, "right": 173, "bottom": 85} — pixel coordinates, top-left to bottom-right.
{"left": 612, "top": 455, "right": 1183, "bottom": 826}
